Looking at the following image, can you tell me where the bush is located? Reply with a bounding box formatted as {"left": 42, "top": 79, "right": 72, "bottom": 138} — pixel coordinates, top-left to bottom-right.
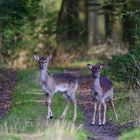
{"left": 119, "top": 128, "right": 140, "bottom": 140}
{"left": 0, "top": 121, "right": 87, "bottom": 140}
{"left": 107, "top": 46, "right": 140, "bottom": 88}
{"left": 107, "top": 12, "right": 140, "bottom": 89}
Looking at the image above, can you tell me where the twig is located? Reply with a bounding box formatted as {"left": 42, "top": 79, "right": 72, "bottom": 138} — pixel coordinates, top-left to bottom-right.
{"left": 130, "top": 54, "right": 140, "bottom": 71}
{"left": 136, "top": 79, "right": 140, "bottom": 87}
{"left": 121, "top": 119, "right": 137, "bottom": 126}
{"left": 114, "top": 96, "right": 133, "bottom": 101}
{"left": 0, "top": 74, "right": 13, "bottom": 85}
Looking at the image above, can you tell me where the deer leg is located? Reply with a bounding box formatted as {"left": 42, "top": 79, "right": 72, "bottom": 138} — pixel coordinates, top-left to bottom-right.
{"left": 47, "top": 95, "right": 53, "bottom": 119}
{"left": 68, "top": 93, "right": 77, "bottom": 122}
{"left": 102, "top": 102, "right": 107, "bottom": 125}
{"left": 98, "top": 103, "right": 102, "bottom": 125}
{"left": 61, "top": 94, "right": 71, "bottom": 120}
{"left": 45, "top": 93, "right": 49, "bottom": 106}
{"left": 91, "top": 101, "right": 97, "bottom": 125}
{"left": 110, "top": 100, "right": 118, "bottom": 120}
{"left": 70, "top": 92, "right": 77, "bottom": 121}
{"left": 72, "top": 97, "right": 77, "bottom": 122}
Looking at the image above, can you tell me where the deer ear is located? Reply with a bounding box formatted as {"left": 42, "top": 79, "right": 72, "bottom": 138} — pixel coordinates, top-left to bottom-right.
{"left": 99, "top": 64, "right": 105, "bottom": 69}
{"left": 87, "top": 64, "right": 93, "bottom": 70}
{"left": 48, "top": 55, "right": 53, "bottom": 61}
{"left": 34, "top": 55, "right": 40, "bottom": 61}
{"left": 45, "top": 55, "right": 53, "bottom": 63}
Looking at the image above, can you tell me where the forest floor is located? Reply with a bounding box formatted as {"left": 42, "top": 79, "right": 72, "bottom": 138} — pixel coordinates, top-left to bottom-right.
{"left": 78, "top": 76, "right": 134, "bottom": 140}
{"left": 0, "top": 69, "right": 134, "bottom": 140}
{"left": 0, "top": 69, "right": 17, "bottom": 118}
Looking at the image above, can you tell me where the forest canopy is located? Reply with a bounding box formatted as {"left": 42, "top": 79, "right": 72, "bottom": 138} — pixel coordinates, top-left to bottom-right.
{"left": 0, "top": 0, "right": 140, "bottom": 69}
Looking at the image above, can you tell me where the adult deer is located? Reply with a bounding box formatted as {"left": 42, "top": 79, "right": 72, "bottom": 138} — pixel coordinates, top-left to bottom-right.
{"left": 34, "top": 55, "right": 78, "bottom": 121}
{"left": 87, "top": 64, "right": 118, "bottom": 125}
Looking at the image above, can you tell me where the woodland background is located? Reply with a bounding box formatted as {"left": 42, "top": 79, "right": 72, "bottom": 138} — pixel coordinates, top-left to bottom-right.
{"left": 0, "top": 1, "right": 140, "bottom": 139}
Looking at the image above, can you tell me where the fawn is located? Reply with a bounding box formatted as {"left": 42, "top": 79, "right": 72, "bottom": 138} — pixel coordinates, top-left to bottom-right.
{"left": 34, "top": 55, "right": 78, "bottom": 121}
{"left": 87, "top": 64, "right": 118, "bottom": 125}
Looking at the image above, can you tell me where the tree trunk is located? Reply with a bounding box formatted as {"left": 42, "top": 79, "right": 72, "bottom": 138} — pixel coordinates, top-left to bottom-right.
{"left": 111, "top": 16, "right": 123, "bottom": 43}
{"left": 0, "top": 21, "right": 3, "bottom": 60}
{"left": 87, "top": 0, "right": 99, "bottom": 47}
{"left": 105, "top": 14, "right": 111, "bottom": 39}
{"left": 0, "top": 21, "right": 3, "bottom": 51}
{"left": 88, "top": 10, "right": 98, "bottom": 46}
{"left": 57, "top": 0, "right": 79, "bottom": 41}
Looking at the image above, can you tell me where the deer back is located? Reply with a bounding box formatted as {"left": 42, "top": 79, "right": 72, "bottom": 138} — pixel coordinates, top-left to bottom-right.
{"left": 53, "top": 73, "right": 78, "bottom": 92}
{"left": 41, "top": 72, "right": 78, "bottom": 94}
{"left": 100, "top": 76, "right": 112, "bottom": 93}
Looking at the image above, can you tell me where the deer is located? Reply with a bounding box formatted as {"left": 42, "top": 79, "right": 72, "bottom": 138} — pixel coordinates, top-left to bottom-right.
{"left": 34, "top": 55, "right": 78, "bottom": 121}
{"left": 87, "top": 64, "right": 118, "bottom": 125}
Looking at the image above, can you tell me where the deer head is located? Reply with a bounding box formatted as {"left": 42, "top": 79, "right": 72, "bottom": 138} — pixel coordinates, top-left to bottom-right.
{"left": 87, "top": 64, "right": 105, "bottom": 78}
{"left": 34, "top": 55, "right": 52, "bottom": 70}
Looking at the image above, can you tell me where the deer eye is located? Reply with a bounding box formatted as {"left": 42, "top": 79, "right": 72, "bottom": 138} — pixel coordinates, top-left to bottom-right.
{"left": 94, "top": 91, "right": 98, "bottom": 96}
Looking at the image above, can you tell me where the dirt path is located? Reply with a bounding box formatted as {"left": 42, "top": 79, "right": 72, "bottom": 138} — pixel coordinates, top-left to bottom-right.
{"left": 78, "top": 76, "right": 120, "bottom": 140}
{"left": 0, "top": 69, "right": 132, "bottom": 140}
{"left": 0, "top": 69, "right": 17, "bottom": 118}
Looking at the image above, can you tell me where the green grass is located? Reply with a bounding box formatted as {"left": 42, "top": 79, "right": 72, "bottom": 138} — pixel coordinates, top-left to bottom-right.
{"left": 0, "top": 64, "right": 137, "bottom": 139}
{"left": 119, "top": 128, "right": 140, "bottom": 140}
{"left": 0, "top": 121, "right": 87, "bottom": 140}
{"left": 0, "top": 68, "right": 85, "bottom": 140}
{"left": 70, "top": 60, "right": 99, "bottom": 68}
{"left": 107, "top": 91, "right": 134, "bottom": 125}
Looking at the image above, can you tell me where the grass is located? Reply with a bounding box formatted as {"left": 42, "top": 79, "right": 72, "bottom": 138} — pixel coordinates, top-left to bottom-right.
{"left": 107, "top": 91, "right": 134, "bottom": 125}
{"left": 70, "top": 60, "right": 99, "bottom": 68}
{"left": 0, "top": 121, "right": 87, "bottom": 140}
{"left": 0, "top": 68, "right": 86, "bottom": 140}
{"left": 0, "top": 60, "right": 138, "bottom": 139}
{"left": 119, "top": 128, "right": 140, "bottom": 140}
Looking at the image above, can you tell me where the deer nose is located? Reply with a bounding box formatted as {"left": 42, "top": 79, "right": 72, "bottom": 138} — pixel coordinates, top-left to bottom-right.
{"left": 40, "top": 64, "right": 44, "bottom": 69}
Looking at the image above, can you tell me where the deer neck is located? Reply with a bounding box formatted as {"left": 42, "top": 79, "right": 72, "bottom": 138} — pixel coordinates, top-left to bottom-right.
{"left": 93, "top": 77, "right": 102, "bottom": 96}
{"left": 40, "top": 69, "right": 49, "bottom": 83}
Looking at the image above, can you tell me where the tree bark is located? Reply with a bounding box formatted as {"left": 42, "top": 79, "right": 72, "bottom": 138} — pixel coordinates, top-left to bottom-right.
{"left": 57, "top": 0, "right": 79, "bottom": 41}
{"left": 88, "top": 10, "right": 98, "bottom": 46}
{"left": 105, "top": 14, "right": 111, "bottom": 39}
{"left": 111, "top": 16, "right": 123, "bottom": 43}
{"left": 0, "top": 21, "right": 3, "bottom": 51}
{"left": 87, "top": 0, "right": 99, "bottom": 47}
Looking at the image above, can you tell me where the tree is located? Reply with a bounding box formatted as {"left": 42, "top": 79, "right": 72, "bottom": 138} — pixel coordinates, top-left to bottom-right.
{"left": 57, "top": 0, "right": 79, "bottom": 41}
{"left": 87, "top": 0, "right": 100, "bottom": 46}
{"left": 102, "top": 0, "right": 128, "bottom": 42}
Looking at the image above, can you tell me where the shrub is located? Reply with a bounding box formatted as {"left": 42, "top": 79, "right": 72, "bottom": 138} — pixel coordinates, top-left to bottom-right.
{"left": 0, "top": 121, "right": 87, "bottom": 140}
{"left": 119, "top": 128, "right": 140, "bottom": 140}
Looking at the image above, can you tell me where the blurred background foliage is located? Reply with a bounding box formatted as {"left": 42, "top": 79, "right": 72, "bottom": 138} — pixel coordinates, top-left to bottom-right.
{"left": 0, "top": 1, "right": 140, "bottom": 138}
{"left": 0, "top": 0, "right": 140, "bottom": 88}
{"left": 0, "top": 0, "right": 62, "bottom": 67}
